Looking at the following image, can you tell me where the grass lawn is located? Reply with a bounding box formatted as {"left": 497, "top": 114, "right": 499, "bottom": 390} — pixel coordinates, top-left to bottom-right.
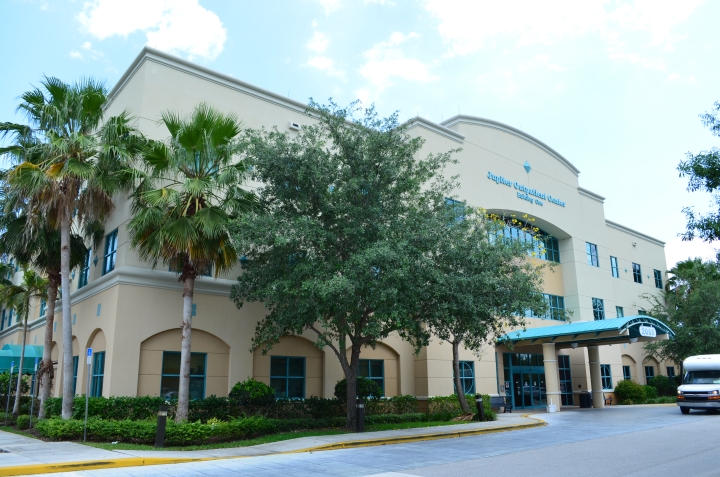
{"left": 82, "top": 419, "right": 473, "bottom": 451}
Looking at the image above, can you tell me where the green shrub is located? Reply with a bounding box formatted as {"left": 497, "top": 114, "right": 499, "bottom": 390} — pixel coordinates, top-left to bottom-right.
{"left": 0, "top": 372, "right": 30, "bottom": 396}
{"left": 334, "top": 377, "right": 383, "bottom": 401}
{"left": 648, "top": 375, "right": 677, "bottom": 397}
{"left": 614, "top": 380, "right": 646, "bottom": 404}
{"left": 15, "top": 415, "right": 36, "bottom": 430}
{"left": 426, "top": 394, "right": 496, "bottom": 421}
{"left": 229, "top": 378, "right": 275, "bottom": 407}
{"left": 366, "top": 395, "right": 419, "bottom": 415}
{"left": 643, "top": 385, "right": 658, "bottom": 400}
{"left": 0, "top": 412, "right": 17, "bottom": 425}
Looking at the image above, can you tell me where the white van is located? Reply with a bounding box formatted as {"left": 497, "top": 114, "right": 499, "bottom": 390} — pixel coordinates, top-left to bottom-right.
{"left": 677, "top": 355, "right": 720, "bottom": 414}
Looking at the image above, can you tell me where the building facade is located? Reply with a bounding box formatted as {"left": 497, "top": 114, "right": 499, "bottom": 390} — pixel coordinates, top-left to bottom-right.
{"left": 0, "top": 47, "right": 675, "bottom": 409}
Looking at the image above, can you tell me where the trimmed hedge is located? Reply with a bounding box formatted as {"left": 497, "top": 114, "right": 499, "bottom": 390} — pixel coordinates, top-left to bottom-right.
{"left": 34, "top": 412, "right": 448, "bottom": 445}
{"left": 428, "top": 394, "right": 496, "bottom": 421}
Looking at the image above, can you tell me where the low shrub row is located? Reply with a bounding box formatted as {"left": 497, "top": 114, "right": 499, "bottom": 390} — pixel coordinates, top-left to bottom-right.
{"left": 614, "top": 379, "right": 668, "bottom": 404}
{"left": 34, "top": 412, "right": 451, "bottom": 445}
{"left": 428, "top": 394, "right": 496, "bottom": 421}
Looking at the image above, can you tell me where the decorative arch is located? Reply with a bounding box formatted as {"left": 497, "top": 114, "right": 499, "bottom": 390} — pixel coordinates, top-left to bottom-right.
{"left": 348, "top": 342, "right": 401, "bottom": 397}
{"left": 253, "top": 336, "right": 324, "bottom": 398}
{"left": 138, "top": 328, "right": 230, "bottom": 398}
{"left": 86, "top": 329, "right": 106, "bottom": 352}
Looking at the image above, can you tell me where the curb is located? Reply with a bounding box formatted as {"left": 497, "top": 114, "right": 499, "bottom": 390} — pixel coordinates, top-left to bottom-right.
{"left": 0, "top": 417, "right": 545, "bottom": 476}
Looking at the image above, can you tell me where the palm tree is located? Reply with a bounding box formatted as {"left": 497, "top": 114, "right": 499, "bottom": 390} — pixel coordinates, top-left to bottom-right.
{"left": 1, "top": 77, "right": 144, "bottom": 419}
{"left": 0, "top": 210, "right": 87, "bottom": 418}
{"left": 128, "top": 103, "right": 256, "bottom": 421}
{"left": 0, "top": 269, "right": 48, "bottom": 416}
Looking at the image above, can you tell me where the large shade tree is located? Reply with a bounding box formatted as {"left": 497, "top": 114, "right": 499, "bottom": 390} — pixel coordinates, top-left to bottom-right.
{"left": 128, "top": 103, "right": 256, "bottom": 422}
{"left": 643, "top": 258, "right": 720, "bottom": 375}
{"left": 1, "top": 77, "right": 143, "bottom": 418}
{"left": 425, "top": 208, "right": 548, "bottom": 413}
{"left": 230, "top": 101, "right": 456, "bottom": 429}
{"left": 0, "top": 269, "right": 48, "bottom": 416}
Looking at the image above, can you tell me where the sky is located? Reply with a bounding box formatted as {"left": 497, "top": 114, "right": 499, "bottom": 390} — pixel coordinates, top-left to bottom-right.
{"left": 2, "top": 0, "right": 720, "bottom": 268}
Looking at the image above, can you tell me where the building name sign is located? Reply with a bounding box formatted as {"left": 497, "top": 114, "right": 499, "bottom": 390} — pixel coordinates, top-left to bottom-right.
{"left": 487, "top": 171, "right": 567, "bottom": 208}
{"left": 638, "top": 325, "right": 657, "bottom": 338}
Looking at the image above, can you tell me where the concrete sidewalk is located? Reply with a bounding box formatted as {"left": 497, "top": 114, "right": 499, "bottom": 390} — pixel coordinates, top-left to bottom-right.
{"left": 0, "top": 413, "right": 543, "bottom": 476}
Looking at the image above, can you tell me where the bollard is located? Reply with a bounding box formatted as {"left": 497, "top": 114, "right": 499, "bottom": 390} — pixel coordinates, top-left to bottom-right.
{"left": 355, "top": 399, "right": 365, "bottom": 433}
{"left": 155, "top": 404, "right": 168, "bottom": 448}
{"left": 475, "top": 394, "right": 485, "bottom": 422}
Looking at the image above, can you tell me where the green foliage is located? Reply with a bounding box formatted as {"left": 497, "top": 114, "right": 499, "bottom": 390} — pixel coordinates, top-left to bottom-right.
{"left": 15, "top": 415, "right": 36, "bottom": 430}
{"left": 229, "top": 378, "right": 275, "bottom": 407}
{"left": 643, "top": 259, "right": 720, "bottom": 365}
{"left": 334, "top": 377, "right": 383, "bottom": 401}
{"left": 643, "top": 385, "right": 658, "bottom": 400}
{"left": 366, "top": 395, "right": 418, "bottom": 415}
{"left": 614, "top": 380, "right": 647, "bottom": 404}
{"left": 427, "top": 394, "right": 496, "bottom": 421}
{"left": 0, "top": 372, "right": 30, "bottom": 395}
{"left": 648, "top": 375, "right": 677, "bottom": 397}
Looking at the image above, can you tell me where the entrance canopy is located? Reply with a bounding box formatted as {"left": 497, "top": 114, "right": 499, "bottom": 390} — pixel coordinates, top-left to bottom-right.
{"left": 0, "top": 345, "right": 44, "bottom": 374}
{"left": 499, "top": 316, "right": 674, "bottom": 349}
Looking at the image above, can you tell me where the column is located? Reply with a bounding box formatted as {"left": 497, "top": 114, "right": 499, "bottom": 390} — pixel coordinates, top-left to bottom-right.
{"left": 542, "top": 343, "right": 561, "bottom": 412}
{"left": 588, "top": 346, "right": 604, "bottom": 408}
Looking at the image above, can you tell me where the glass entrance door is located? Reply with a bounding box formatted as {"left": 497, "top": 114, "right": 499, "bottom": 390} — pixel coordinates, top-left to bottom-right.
{"left": 506, "top": 353, "right": 548, "bottom": 410}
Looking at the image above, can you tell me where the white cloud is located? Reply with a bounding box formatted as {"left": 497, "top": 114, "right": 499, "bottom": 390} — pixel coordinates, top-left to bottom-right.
{"left": 307, "top": 31, "right": 329, "bottom": 53}
{"left": 70, "top": 51, "right": 83, "bottom": 60}
{"left": 305, "top": 56, "right": 347, "bottom": 80}
{"left": 358, "top": 32, "right": 436, "bottom": 91}
{"left": 422, "top": 0, "right": 704, "bottom": 57}
{"left": 77, "top": 0, "right": 227, "bottom": 61}
{"left": 69, "top": 41, "right": 104, "bottom": 61}
{"left": 314, "top": 0, "right": 340, "bottom": 14}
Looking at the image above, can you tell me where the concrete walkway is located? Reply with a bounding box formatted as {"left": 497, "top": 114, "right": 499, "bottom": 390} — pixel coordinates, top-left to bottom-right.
{"left": 0, "top": 413, "right": 542, "bottom": 475}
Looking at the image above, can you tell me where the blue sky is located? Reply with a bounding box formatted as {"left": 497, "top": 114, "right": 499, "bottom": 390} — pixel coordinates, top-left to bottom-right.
{"left": 2, "top": 0, "right": 720, "bottom": 267}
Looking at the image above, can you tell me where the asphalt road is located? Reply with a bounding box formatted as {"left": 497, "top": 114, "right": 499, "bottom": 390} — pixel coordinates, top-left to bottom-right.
{"left": 37, "top": 405, "right": 720, "bottom": 477}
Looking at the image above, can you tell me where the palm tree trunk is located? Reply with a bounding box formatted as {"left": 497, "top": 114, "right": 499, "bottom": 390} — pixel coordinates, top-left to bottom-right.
{"left": 12, "top": 308, "right": 29, "bottom": 416}
{"left": 60, "top": 215, "right": 74, "bottom": 420}
{"left": 176, "top": 276, "right": 195, "bottom": 422}
{"left": 452, "top": 340, "right": 470, "bottom": 413}
{"left": 38, "top": 276, "right": 59, "bottom": 419}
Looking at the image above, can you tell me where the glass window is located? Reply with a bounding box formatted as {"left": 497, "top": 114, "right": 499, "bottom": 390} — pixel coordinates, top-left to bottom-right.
{"left": 592, "top": 298, "right": 605, "bottom": 320}
{"left": 72, "top": 356, "right": 78, "bottom": 395}
{"left": 644, "top": 365, "right": 655, "bottom": 384}
{"left": 525, "top": 294, "right": 566, "bottom": 321}
{"left": 39, "top": 299, "right": 46, "bottom": 317}
{"left": 616, "top": 306, "right": 624, "bottom": 318}
{"left": 623, "top": 365, "right": 631, "bottom": 381}
{"left": 632, "top": 262, "right": 642, "bottom": 284}
{"left": 103, "top": 230, "right": 118, "bottom": 275}
{"left": 161, "top": 352, "right": 206, "bottom": 400}
{"left": 654, "top": 269, "right": 662, "bottom": 289}
{"left": 359, "top": 359, "right": 385, "bottom": 395}
{"left": 601, "top": 364, "right": 612, "bottom": 390}
{"left": 492, "top": 219, "right": 560, "bottom": 263}
{"left": 79, "top": 248, "right": 91, "bottom": 289}
{"left": 610, "top": 256, "right": 619, "bottom": 278}
{"left": 667, "top": 366, "right": 675, "bottom": 379}
{"left": 445, "top": 198, "right": 465, "bottom": 222}
{"left": 9, "top": 309, "right": 14, "bottom": 325}
{"left": 0, "top": 309, "right": 5, "bottom": 331}
{"left": 586, "top": 242, "right": 599, "bottom": 267}
{"left": 270, "top": 356, "right": 305, "bottom": 399}
{"left": 454, "top": 361, "right": 475, "bottom": 394}
{"left": 91, "top": 351, "right": 105, "bottom": 397}
{"left": 638, "top": 309, "right": 647, "bottom": 315}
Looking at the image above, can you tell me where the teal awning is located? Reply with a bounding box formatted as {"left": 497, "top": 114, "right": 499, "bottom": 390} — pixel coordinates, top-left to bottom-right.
{"left": 499, "top": 315, "right": 674, "bottom": 349}
{"left": 0, "top": 344, "right": 44, "bottom": 374}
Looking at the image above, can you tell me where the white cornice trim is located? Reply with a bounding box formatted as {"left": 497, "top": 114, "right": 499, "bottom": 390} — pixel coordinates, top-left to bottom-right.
{"left": 404, "top": 116, "right": 465, "bottom": 143}
{"left": 439, "top": 115, "right": 581, "bottom": 176}
{"left": 578, "top": 187, "right": 606, "bottom": 203}
{"left": 606, "top": 220, "right": 665, "bottom": 246}
{"left": 107, "top": 47, "right": 312, "bottom": 116}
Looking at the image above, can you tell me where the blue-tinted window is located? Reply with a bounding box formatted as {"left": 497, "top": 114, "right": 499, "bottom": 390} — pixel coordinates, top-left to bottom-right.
{"left": 494, "top": 220, "right": 560, "bottom": 262}
{"left": 454, "top": 361, "right": 475, "bottom": 395}
{"left": 91, "top": 352, "right": 105, "bottom": 397}
{"left": 161, "top": 352, "right": 206, "bottom": 400}
{"left": 601, "top": 364, "right": 612, "bottom": 390}
{"left": 0, "top": 309, "right": 5, "bottom": 331}
{"left": 645, "top": 366, "right": 655, "bottom": 384}
{"left": 616, "top": 306, "right": 624, "bottom": 318}
{"left": 103, "top": 231, "right": 118, "bottom": 275}
{"left": 586, "top": 242, "right": 599, "bottom": 267}
{"left": 79, "top": 248, "right": 91, "bottom": 288}
{"left": 610, "top": 256, "right": 619, "bottom": 278}
{"left": 39, "top": 299, "right": 46, "bottom": 317}
{"left": 72, "top": 356, "right": 78, "bottom": 395}
{"left": 359, "top": 359, "right": 385, "bottom": 396}
{"left": 623, "top": 365, "right": 631, "bottom": 381}
{"left": 270, "top": 356, "right": 305, "bottom": 399}
{"left": 592, "top": 298, "right": 605, "bottom": 320}
{"left": 526, "top": 294, "right": 566, "bottom": 321}
{"left": 654, "top": 269, "right": 662, "bottom": 289}
{"left": 632, "top": 262, "right": 642, "bottom": 284}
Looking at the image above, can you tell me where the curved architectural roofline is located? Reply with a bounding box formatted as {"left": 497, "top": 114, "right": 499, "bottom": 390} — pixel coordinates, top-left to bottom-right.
{"left": 440, "top": 114, "right": 580, "bottom": 176}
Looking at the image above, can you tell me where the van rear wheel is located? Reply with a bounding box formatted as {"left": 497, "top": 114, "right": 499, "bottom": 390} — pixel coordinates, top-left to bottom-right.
{"left": 680, "top": 407, "right": 690, "bottom": 414}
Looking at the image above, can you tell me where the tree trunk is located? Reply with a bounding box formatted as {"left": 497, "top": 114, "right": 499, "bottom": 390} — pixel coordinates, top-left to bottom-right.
{"left": 452, "top": 340, "right": 470, "bottom": 413}
{"left": 38, "top": 276, "right": 59, "bottom": 419}
{"left": 344, "top": 343, "right": 361, "bottom": 430}
{"left": 175, "top": 276, "right": 195, "bottom": 422}
{"left": 60, "top": 215, "right": 74, "bottom": 419}
{"left": 12, "top": 308, "right": 29, "bottom": 416}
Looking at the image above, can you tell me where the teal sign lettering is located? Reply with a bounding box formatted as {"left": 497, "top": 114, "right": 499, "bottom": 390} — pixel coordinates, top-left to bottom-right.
{"left": 487, "top": 171, "right": 566, "bottom": 208}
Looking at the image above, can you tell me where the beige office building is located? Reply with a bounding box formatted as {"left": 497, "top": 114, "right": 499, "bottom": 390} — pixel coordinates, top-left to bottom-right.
{"left": 0, "top": 48, "right": 676, "bottom": 410}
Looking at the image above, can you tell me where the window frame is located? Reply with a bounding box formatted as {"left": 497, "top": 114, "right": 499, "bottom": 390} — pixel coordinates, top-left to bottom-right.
{"left": 0, "top": 309, "right": 5, "bottom": 331}
{"left": 160, "top": 351, "right": 207, "bottom": 400}
{"left": 653, "top": 269, "right": 662, "bottom": 289}
{"left": 632, "top": 262, "right": 642, "bottom": 284}
{"left": 644, "top": 365, "right": 655, "bottom": 384}
{"left": 359, "top": 358, "right": 385, "bottom": 396}
{"left": 600, "top": 364, "right": 612, "bottom": 390}
{"left": 454, "top": 361, "right": 475, "bottom": 395}
{"left": 79, "top": 248, "right": 92, "bottom": 289}
{"left": 666, "top": 366, "right": 675, "bottom": 379}
{"left": 616, "top": 306, "right": 624, "bottom": 318}
{"left": 586, "top": 242, "right": 599, "bottom": 267}
{"left": 90, "top": 351, "right": 105, "bottom": 397}
{"left": 103, "top": 230, "right": 118, "bottom": 276}
{"left": 269, "top": 356, "right": 306, "bottom": 399}
{"left": 610, "top": 256, "right": 619, "bottom": 278}
{"left": 72, "top": 356, "right": 79, "bottom": 395}
{"left": 592, "top": 297, "right": 605, "bottom": 320}
{"left": 39, "top": 299, "right": 46, "bottom": 317}
{"left": 622, "top": 365, "right": 631, "bottom": 381}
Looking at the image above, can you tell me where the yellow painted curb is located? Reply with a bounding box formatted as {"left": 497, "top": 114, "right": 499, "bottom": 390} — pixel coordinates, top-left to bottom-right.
{"left": 0, "top": 456, "right": 217, "bottom": 477}
{"left": 0, "top": 417, "right": 545, "bottom": 476}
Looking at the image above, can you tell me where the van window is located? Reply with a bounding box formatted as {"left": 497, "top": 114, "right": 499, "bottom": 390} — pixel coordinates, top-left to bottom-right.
{"left": 683, "top": 370, "right": 720, "bottom": 384}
